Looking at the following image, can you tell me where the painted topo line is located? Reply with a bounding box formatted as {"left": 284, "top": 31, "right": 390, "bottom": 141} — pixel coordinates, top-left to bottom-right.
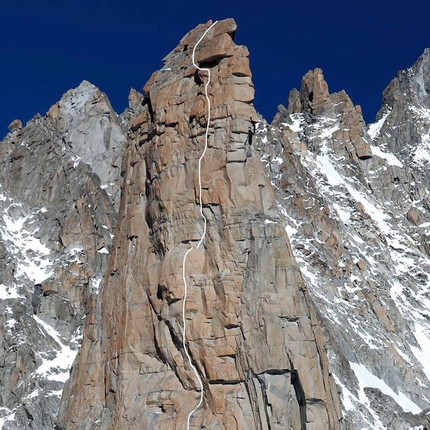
{"left": 182, "top": 20, "right": 218, "bottom": 430}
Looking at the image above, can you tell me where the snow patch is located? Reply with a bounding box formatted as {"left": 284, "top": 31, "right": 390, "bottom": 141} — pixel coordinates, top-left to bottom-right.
{"left": 332, "top": 373, "right": 356, "bottom": 411}
{"left": 316, "top": 154, "right": 390, "bottom": 233}
{"left": 0, "top": 411, "right": 16, "bottom": 428}
{"left": 370, "top": 145, "right": 403, "bottom": 167}
{"left": 319, "top": 124, "right": 340, "bottom": 139}
{"left": 0, "top": 284, "right": 22, "bottom": 300}
{"left": 0, "top": 207, "right": 53, "bottom": 284}
{"left": 410, "top": 325, "right": 430, "bottom": 382}
{"left": 91, "top": 276, "right": 103, "bottom": 293}
{"left": 332, "top": 203, "right": 350, "bottom": 223}
{"left": 413, "top": 132, "right": 430, "bottom": 164}
{"left": 368, "top": 109, "right": 391, "bottom": 139}
{"left": 285, "top": 224, "right": 298, "bottom": 238}
{"left": 284, "top": 114, "right": 303, "bottom": 133}
{"left": 33, "top": 316, "right": 77, "bottom": 383}
{"left": 350, "top": 361, "right": 422, "bottom": 414}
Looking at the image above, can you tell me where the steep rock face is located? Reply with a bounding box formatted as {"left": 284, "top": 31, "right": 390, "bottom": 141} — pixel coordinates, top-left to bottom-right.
{"left": 46, "top": 80, "right": 125, "bottom": 207}
{"left": 370, "top": 48, "right": 430, "bottom": 186}
{"left": 258, "top": 66, "right": 430, "bottom": 428}
{"left": 0, "top": 82, "right": 126, "bottom": 428}
{"left": 57, "top": 19, "right": 343, "bottom": 430}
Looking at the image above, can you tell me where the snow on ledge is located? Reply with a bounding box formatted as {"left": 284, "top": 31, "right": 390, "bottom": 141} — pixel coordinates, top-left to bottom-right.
{"left": 349, "top": 361, "right": 422, "bottom": 414}
{"left": 316, "top": 154, "right": 391, "bottom": 233}
{"left": 33, "top": 316, "right": 77, "bottom": 383}
{"left": 370, "top": 145, "right": 403, "bottom": 167}
{"left": 410, "top": 325, "right": 430, "bottom": 382}
{"left": 368, "top": 109, "right": 391, "bottom": 139}
{"left": 0, "top": 283, "right": 22, "bottom": 300}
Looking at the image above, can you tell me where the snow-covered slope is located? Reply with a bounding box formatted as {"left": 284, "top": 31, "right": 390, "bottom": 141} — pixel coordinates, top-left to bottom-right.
{"left": 258, "top": 62, "right": 430, "bottom": 428}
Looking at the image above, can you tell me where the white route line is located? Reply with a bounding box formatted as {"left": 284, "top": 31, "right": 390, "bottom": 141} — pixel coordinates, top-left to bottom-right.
{"left": 182, "top": 20, "right": 218, "bottom": 430}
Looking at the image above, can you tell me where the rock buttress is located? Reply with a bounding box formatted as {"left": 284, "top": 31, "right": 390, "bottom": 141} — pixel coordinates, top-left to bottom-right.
{"left": 57, "top": 19, "right": 342, "bottom": 430}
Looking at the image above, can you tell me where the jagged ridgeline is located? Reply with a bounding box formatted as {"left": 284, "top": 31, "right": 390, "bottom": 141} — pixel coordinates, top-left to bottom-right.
{"left": 0, "top": 18, "right": 429, "bottom": 430}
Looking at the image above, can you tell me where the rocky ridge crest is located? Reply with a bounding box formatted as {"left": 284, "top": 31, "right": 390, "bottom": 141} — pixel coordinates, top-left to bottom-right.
{"left": 259, "top": 63, "right": 430, "bottom": 428}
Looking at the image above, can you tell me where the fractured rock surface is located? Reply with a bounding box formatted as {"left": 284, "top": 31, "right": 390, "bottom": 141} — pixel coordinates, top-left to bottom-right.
{"left": 259, "top": 64, "right": 430, "bottom": 428}
{"left": 57, "top": 19, "right": 342, "bottom": 430}
{"left": 0, "top": 82, "right": 126, "bottom": 429}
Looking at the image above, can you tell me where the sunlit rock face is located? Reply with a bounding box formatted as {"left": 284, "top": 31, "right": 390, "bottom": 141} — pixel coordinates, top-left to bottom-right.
{"left": 56, "top": 18, "right": 342, "bottom": 430}
{"left": 1, "top": 17, "right": 430, "bottom": 430}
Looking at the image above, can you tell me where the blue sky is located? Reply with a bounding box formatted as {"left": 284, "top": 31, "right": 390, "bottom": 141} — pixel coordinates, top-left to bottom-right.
{"left": 1, "top": 0, "right": 429, "bottom": 134}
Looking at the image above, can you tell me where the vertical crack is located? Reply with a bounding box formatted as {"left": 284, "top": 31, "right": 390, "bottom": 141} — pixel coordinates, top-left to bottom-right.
{"left": 291, "top": 369, "right": 307, "bottom": 429}
{"left": 255, "top": 373, "right": 272, "bottom": 430}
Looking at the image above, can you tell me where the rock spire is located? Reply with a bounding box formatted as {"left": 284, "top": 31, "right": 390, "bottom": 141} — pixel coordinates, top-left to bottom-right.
{"left": 57, "top": 18, "right": 342, "bottom": 430}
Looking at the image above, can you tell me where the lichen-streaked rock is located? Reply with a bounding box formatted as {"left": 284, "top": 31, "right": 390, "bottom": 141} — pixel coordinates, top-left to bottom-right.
{"left": 57, "top": 19, "right": 343, "bottom": 430}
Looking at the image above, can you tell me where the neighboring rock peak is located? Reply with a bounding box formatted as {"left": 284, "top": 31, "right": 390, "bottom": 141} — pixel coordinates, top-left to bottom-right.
{"left": 381, "top": 47, "right": 430, "bottom": 112}
{"left": 257, "top": 49, "right": 430, "bottom": 430}
{"left": 273, "top": 68, "right": 372, "bottom": 160}
{"left": 47, "top": 80, "right": 99, "bottom": 120}
{"left": 276, "top": 68, "right": 360, "bottom": 123}
{"left": 283, "top": 68, "right": 334, "bottom": 118}
{"left": 299, "top": 68, "right": 334, "bottom": 116}
{"left": 408, "top": 48, "right": 430, "bottom": 104}
{"left": 45, "top": 80, "right": 126, "bottom": 208}
{"left": 127, "top": 87, "right": 144, "bottom": 112}
{"left": 0, "top": 80, "right": 126, "bottom": 427}
{"left": 370, "top": 48, "right": 430, "bottom": 186}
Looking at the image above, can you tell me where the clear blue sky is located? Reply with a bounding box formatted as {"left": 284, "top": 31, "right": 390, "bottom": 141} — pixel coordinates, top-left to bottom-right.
{"left": 1, "top": 0, "right": 429, "bottom": 134}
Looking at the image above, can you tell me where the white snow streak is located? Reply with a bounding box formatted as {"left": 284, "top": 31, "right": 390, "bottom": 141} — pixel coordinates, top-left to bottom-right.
{"left": 368, "top": 109, "right": 391, "bottom": 139}
{"left": 350, "top": 362, "right": 422, "bottom": 414}
{"left": 0, "top": 283, "right": 22, "bottom": 300}
{"left": 410, "top": 326, "right": 430, "bottom": 382}
{"left": 316, "top": 154, "right": 390, "bottom": 233}
{"left": 1, "top": 205, "right": 53, "bottom": 284}
{"left": 33, "top": 316, "right": 76, "bottom": 383}
{"left": 370, "top": 145, "right": 403, "bottom": 167}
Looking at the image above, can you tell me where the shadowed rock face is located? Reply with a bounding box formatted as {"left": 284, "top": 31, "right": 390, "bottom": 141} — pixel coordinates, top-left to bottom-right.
{"left": 371, "top": 48, "right": 430, "bottom": 186}
{"left": 0, "top": 82, "right": 126, "bottom": 429}
{"left": 56, "top": 18, "right": 342, "bottom": 430}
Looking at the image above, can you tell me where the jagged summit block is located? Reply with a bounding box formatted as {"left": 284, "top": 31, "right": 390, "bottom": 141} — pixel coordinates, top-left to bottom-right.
{"left": 7, "top": 119, "right": 22, "bottom": 133}
{"left": 299, "top": 68, "right": 335, "bottom": 117}
{"left": 57, "top": 19, "right": 342, "bottom": 430}
{"left": 274, "top": 67, "right": 372, "bottom": 160}
{"left": 46, "top": 79, "right": 125, "bottom": 207}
